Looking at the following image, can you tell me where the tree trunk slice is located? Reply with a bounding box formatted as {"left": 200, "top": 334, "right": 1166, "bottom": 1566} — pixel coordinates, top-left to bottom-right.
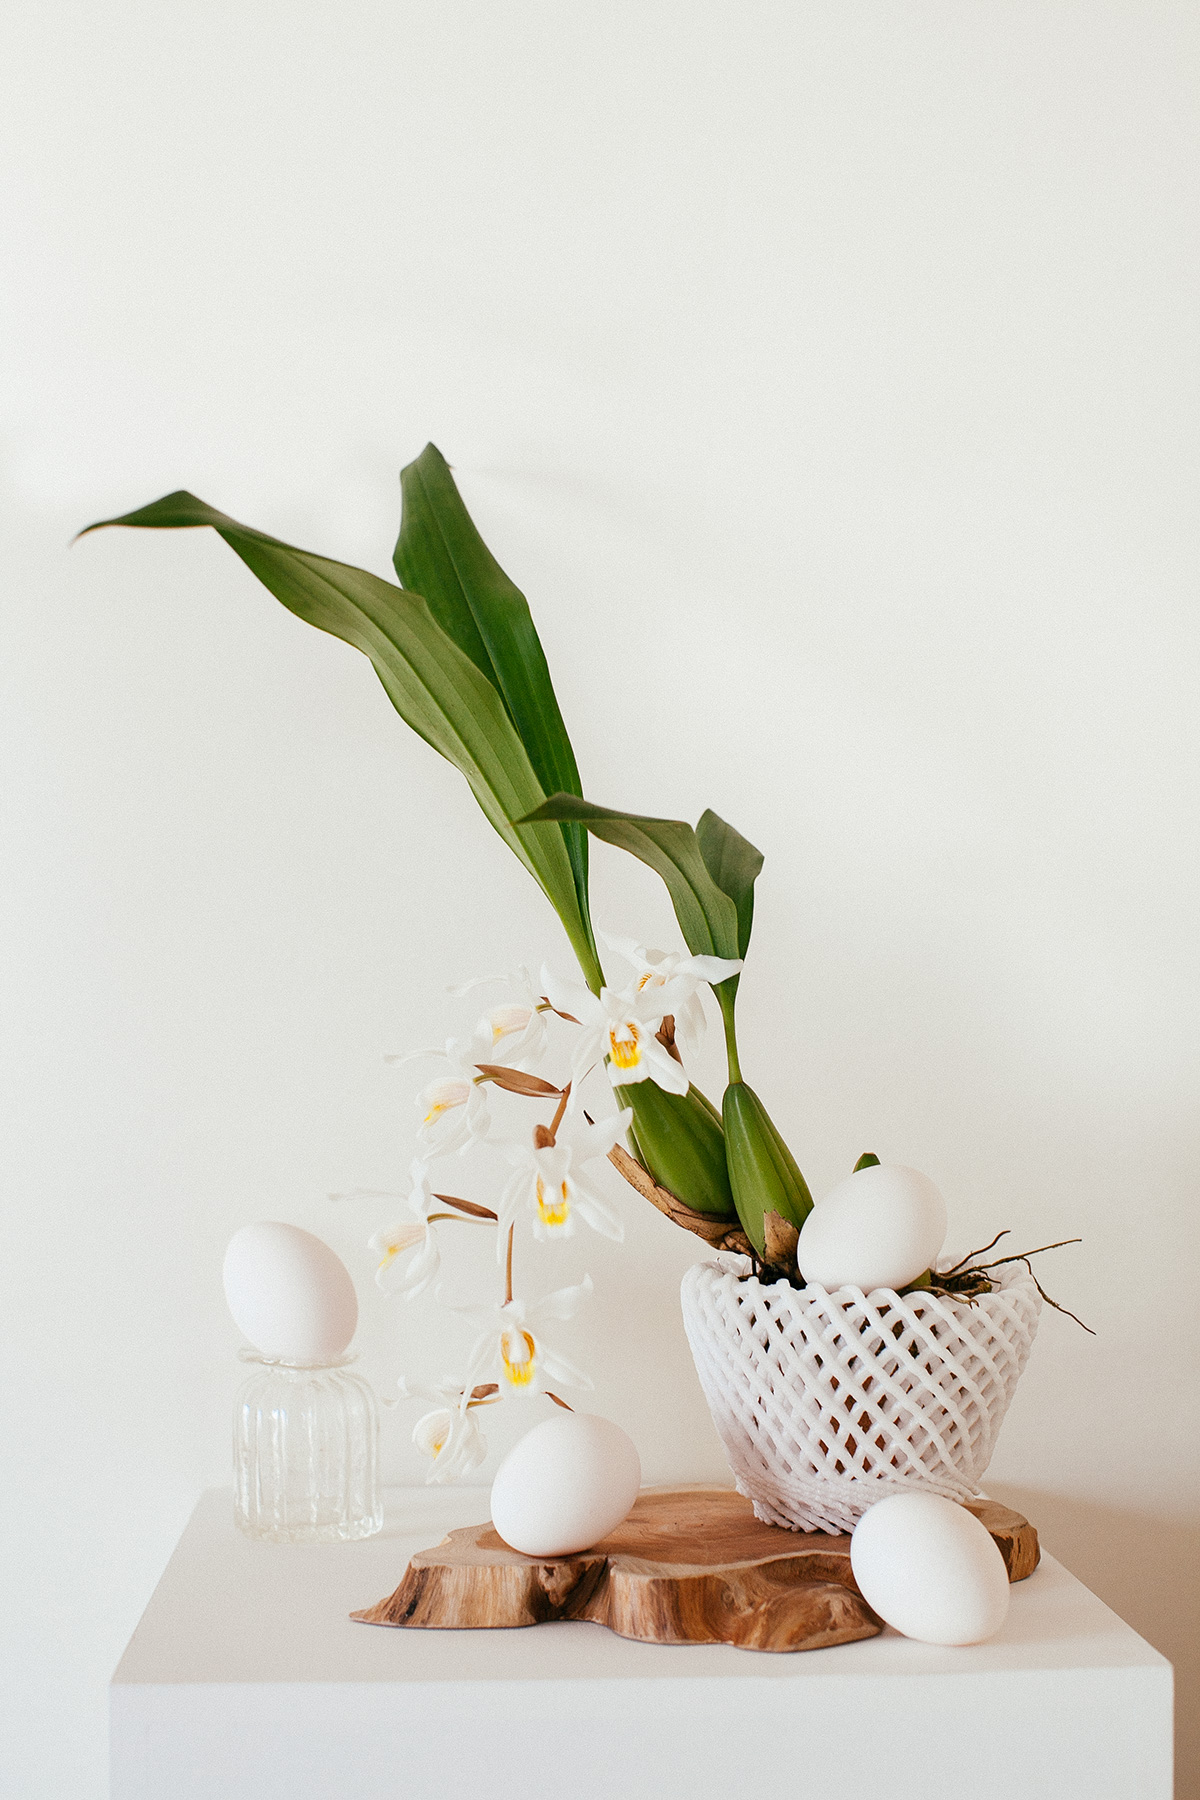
{"left": 351, "top": 1486, "right": 1038, "bottom": 1653}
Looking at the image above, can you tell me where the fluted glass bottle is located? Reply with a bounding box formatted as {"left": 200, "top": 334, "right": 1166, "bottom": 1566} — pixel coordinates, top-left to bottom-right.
{"left": 233, "top": 1352, "right": 383, "bottom": 1542}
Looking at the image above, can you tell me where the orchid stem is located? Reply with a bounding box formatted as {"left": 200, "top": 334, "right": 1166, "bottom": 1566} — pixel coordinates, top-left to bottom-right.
{"left": 504, "top": 1224, "right": 514, "bottom": 1307}
{"left": 717, "top": 982, "right": 742, "bottom": 1085}
{"left": 547, "top": 1081, "right": 572, "bottom": 1141}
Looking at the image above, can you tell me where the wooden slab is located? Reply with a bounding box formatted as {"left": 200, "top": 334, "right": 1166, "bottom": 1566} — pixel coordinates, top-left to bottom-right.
{"left": 352, "top": 1487, "right": 1039, "bottom": 1653}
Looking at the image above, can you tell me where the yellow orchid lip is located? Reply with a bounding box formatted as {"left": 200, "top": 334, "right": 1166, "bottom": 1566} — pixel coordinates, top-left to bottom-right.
{"left": 536, "top": 1175, "right": 571, "bottom": 1228}
{"left": 608, "top": 1022, "right": 641, "bottom": 1070}
{"left": 501, "top": 1328, "right": 537, "bottom": 1388}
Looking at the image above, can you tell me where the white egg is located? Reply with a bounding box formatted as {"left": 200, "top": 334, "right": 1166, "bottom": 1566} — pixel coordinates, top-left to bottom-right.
{"left": 851, "top": 1493, "right": 1011, "bottom": 1644}
{"left": 222, "top": 1221, "right": 358, "bottom": 1363}
{"left": 796, "top": 1162, "right": 947, "bottom": 1293}
{"left": 490, "top": 1414, "right": 642, "bottom": 1557}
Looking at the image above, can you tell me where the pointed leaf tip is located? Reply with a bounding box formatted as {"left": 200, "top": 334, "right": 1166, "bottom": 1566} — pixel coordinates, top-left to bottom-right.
{"left": 77, "top": 490, "right": 236, "bottom": 541}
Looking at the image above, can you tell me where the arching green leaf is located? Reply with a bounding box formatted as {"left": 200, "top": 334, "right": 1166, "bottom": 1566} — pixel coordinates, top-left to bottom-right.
{"left": 79, "top": 492, "right": 603, "bottom": 987}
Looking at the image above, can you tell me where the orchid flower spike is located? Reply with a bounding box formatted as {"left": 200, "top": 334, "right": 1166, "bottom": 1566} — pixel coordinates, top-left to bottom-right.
{"left": 600, "top": 933, "right": 743, "bottom": 1058}
{"left": 367, "top": 1161, "right": 445, "bottom": 1299}
{"left": 449, "top": 965, "right": 549, "bottom": 1068}
{"left": 497, "top": 1103, "right": 630, "bottom": 1249}
{"left": 459, "top": 1275, "right": 595, "bottom": 1398}
{"left": 386, "top": 1037, "right": 491, "bottom": 1156}
{"left": 540, "top": 965, "right": 688, "bottom": 1096}
{"left": 397, "top": 1376, "right": 493, "bottom": 1484}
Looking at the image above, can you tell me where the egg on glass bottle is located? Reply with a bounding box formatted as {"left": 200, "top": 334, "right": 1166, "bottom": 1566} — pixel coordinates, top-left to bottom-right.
{"left": 222, "top": 1221, "right": 359, "bottom": 1363}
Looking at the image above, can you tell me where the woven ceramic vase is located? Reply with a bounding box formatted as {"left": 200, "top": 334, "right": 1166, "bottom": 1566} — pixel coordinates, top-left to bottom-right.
{"left": 681, "top": 1254, "right": 1041, "bottom": 1535}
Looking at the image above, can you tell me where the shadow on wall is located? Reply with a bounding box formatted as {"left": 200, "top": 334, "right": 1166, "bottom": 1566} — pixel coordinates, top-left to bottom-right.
{"left": 989, "top": 1484, "right": 1198, "bottom": 1800}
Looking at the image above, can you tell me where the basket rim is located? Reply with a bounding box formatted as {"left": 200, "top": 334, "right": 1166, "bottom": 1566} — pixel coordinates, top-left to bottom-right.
{"left": 683, "top": 1252, "right": 1040, "bottom": 1320}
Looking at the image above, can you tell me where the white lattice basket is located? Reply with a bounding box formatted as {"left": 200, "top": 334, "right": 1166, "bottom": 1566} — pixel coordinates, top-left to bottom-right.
{"left": 681, "top": 1254, "right": 1041, "bottom": 1534}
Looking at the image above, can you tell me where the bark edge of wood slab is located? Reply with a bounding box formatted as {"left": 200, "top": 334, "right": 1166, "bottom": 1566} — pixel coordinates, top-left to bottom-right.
{"left": 351, "top": 1487, "right": 1038, "bottom": 1653}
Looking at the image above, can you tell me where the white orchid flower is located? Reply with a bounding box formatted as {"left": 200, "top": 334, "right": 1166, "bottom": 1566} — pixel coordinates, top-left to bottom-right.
{"left": 386, "top": 1037, "right": 491, "bottom": 1155}
{"left": 459, "top": 1274, "right": 595, "bottom": 1397}
{"left": 450, "top": 966, "right": 549, "bottom": 1068}
{"left": 411, "top": 1402, "right": 488, "bottom": 1483}
{"left": 600, "top": 933, "right": 743, "bottom": 1057}
{"left": 540, "top": 965, "right": 689, "bottom": 1096}
{"left": 497, "top": 1105, "right": 630, "bottom": 1248}
{"left": 398, "top": 1376, "right": 494, "bottom": 1484}
{"left": 367, "top": 1161, "right": 443, "bottom": 1299}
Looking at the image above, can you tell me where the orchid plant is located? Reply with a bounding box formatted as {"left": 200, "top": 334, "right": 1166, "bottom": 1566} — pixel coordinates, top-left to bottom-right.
{"left": 78, "top": 443, "right": 858, "bottom": 1472}
{"left": 81, "top": 447, "right": 1092, "bottom": 1470}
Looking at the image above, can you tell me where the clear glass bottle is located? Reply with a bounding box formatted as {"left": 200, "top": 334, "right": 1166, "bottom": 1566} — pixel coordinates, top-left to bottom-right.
{"left": 233, "top": 1351, "right": 383, "bottom": 1543}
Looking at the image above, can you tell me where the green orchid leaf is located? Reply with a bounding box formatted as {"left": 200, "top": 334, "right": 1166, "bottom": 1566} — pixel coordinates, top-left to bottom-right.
{"left": 695, "top": 809, "right": 763, "bottom": 959}
{"left": 394, "top": 445, "right": 593, "bottom": 959}
{"left": 78, "top": 492, "right": 602, "bottom": 985}
{"left": 521, "top": 794, "right": 741, "bottom": 966}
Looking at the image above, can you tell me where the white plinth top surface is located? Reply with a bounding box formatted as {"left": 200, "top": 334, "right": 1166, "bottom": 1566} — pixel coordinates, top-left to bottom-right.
{"left": 111, "top": 1487, "right": 1173, "bottom": 1800}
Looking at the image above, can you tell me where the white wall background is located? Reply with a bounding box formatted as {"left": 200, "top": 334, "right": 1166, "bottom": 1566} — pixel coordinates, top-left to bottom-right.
{"left": 2, "top": 3, "right": 1198, "bottom": 1794}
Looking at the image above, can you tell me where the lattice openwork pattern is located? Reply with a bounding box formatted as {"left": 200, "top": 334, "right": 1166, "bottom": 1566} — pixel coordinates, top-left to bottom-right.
{"left": 681, "top": 1256, "right": 1041, "bottom": 1535}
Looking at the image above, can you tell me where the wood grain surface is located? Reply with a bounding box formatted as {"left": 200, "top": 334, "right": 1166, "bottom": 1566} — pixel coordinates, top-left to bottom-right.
{"left": 352, "top": 1486, "right": 1039, "bottom": 1653}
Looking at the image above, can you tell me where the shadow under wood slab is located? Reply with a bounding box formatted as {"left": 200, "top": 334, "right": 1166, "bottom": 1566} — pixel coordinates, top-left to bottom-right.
{"left": 352, "top": 1486, "right": 1038, "bottom": 1652}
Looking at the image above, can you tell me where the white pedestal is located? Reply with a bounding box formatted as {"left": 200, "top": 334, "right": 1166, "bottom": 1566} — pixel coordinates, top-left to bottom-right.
{"left": 110, "top": 1487, "right": 1173, "bottom": 1800}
